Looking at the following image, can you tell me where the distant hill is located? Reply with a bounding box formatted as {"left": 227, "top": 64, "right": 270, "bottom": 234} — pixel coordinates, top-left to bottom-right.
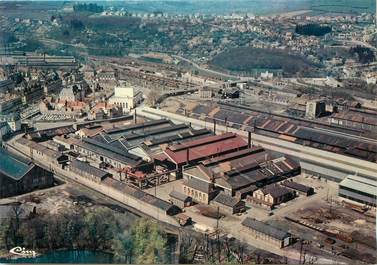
{"left": 210, "top": 47, "right": 319, "bottom": 76}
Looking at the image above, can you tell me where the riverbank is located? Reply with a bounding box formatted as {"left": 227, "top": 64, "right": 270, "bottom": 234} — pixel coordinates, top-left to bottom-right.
{"left": 0, "top": 250, "right": 114, "bottom": 264}
{"left": 0, "top": 180, "right": 179, "bottom": 264}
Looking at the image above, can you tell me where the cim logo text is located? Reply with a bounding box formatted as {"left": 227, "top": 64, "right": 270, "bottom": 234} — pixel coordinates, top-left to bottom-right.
{"left": 9, "top": 246, "right": 37, "bottom": 257}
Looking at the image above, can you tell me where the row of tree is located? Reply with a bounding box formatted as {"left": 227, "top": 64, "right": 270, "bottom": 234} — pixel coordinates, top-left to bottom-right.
{"left": 349, "top": 46, "right": 375, "bottom": 64}
{"left": 0, "top": 206, "right": 169, "bottom": 264}
{"left": 73, "top": 3, "right": 104, "bottom": 13}
{"left": 295, "top": 23, "right": 332, "bottom": 36}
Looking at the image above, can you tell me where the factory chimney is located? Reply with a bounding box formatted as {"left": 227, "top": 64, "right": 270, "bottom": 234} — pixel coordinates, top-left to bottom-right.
{"left": 134, "top": 109, "right": 137, "bottom": 124}
{"left": 248, "top": 131, "right": 252, "bottom": 148}
{"left": 213, "top": 119, "right": 216, "bottom": 135}
{"left": 186, "top": 147, "right": 190, "bottom": 165}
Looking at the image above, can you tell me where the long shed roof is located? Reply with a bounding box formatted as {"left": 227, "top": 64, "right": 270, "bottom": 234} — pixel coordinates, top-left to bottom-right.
{"left": 242, "top": 217, "right": 290, "bottom": 240}
{"left": 0, "top": 148, "right": 33, "bottom": 181}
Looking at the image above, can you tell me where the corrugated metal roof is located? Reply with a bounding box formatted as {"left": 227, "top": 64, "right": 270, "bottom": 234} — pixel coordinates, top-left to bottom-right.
{"left": 0, "top": 148, "right": 33, "bottom": 180}
{"left": 281, "top": 181, "right": 313, "bottom": 193}
{"left": 300, "top": 161, "right": 348, "bottom": 180}
{"left": 165, "top": 133, "right": 248, "bottom": 165}
{"left": 340, "top": 175, "right": 377, "bottom": 196}
{"left": 70, "top": 160, "right": 110, "bottom": 179}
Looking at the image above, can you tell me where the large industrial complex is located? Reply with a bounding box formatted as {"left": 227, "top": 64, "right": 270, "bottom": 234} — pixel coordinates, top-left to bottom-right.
{"left": 0, "top": 1, "right": 376, "bottom": 263}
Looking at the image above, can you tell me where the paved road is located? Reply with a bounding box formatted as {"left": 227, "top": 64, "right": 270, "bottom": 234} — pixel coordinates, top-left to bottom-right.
{"left": 172, "top": 55, "right": 244, "bottom": 80}
{"left": 335, "top": 39, "right": 377, "bottom": 52}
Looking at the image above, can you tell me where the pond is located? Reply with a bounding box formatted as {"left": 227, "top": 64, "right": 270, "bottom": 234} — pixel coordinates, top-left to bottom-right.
{"left": 0, "top": 250, "right": 115, "bottom": 264}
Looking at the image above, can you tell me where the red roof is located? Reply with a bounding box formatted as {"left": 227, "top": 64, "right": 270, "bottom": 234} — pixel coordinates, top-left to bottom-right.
{"left": 169, "top": 132, "right": 237, "bottom": 151}
{"left": 164, "top": 133, "right": 248, "bottom": 165}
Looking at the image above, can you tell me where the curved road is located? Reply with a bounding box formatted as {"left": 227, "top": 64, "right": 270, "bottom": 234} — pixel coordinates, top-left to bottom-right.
{"left": 172, "top": 55, "right": 246, "bottom": 80}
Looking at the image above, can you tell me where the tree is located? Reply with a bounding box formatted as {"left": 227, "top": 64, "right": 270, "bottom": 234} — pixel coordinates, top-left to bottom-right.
{"left": 146, "top": 89, "right": 162, "bottom": 106}
{"left": 112, "top": 231, "right": 133, "bottom": 263}
{"left": 131, "top": 218, "right": 168, "bottom": 264}
{"left": 82, "top": 208, "right": 118, "bottom": 250}
{"left": 295, "top": 23, "right": 332, "bottom": 36}
{"left": 0, "top": 218, "right": 10, "bottom": 251}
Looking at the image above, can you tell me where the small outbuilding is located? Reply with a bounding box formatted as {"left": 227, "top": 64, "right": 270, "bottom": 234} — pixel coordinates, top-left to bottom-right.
{"left": 175, "top": 213, "right": 192, "bottom": 226}
{"left": 169, "top": 190, "right": 193, "bottom": 208}
{"left": 211, "top": 192, "right": 245, "bottom": 215}
{"left": 281, "top": 180, "right": 314, "bottom": 196}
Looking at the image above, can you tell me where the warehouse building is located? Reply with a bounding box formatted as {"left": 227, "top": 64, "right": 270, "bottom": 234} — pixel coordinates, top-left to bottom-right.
{"left": 69, "top": 160, "right": 112, "bottom": 183}
{"left": 15, "top": 137, "right": 69, "bottom": 168}
{"left": 242, "top": 217, "right": 292, "bottom": 248}
{"left": 211, "top": 192, "right": 245, "bottom": 215}
{"left": 164, "top": 132, "right": 249, "bottom": 177}
{"left": 0, "top": 148, "right": 54, "bottom": 198}
{"left": 73, "top": 137, "right": 144, "bottom": 169}
{"left": 182, "top": 177, "right": 215, "bottom": 204}
{"left": 300, "top": 160, "right": 348, "bottom": 182}
{"left": 252, "top": 184, "right": 296, "bottom": 208}
{"left": 103, "top": 177, "right": 181, "bottom": 216}
{"left": 338, "top": 175, "right": 377, "bottom": 207}
{"left": 281, "top": 180, "right": 314, "bottom": 196}
{"left": 182, "top": 147, "right": 300, "bottom": 202}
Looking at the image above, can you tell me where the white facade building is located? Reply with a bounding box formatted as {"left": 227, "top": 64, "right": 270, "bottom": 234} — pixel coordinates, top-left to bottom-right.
{"left": 109, "top": 83, "right": 143, "bottom": 113}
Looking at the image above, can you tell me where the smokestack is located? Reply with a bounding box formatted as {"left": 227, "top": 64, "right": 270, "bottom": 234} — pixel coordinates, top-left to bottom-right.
{"left": 213, "top": 119, "right": 216, "bottom": 135}
{"left": 248, "top": 131, "right": 252, "bottom": 148}
{"left": 186, "top": 147, "right": 190, "bottom": 165}
{"left": 134, "top": 109, "right": 137, "bottom": 124}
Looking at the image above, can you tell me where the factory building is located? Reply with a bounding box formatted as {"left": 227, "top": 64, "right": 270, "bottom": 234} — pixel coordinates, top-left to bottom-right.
{"left": 109, "top": 82, "right": 143, "bottom": 113}
{"left": 242, "top": 217, "right": 292, "bottom": 248}
{"left": 15, "top": 137, "right": 69, "bottom": 168}
{"left": 0, "top": 148, "right": 54, "bottom": 198}
{"left": 338, "top": 175, "right": 377, "bottom": 207}
{"left": 211, "top": 192, "right": 245, "bottom": 215}
{"left": 252, "top": 184, "right": 296, "bottom": 208}
{"left": 12, "top": 55, "right": 79, "bottom": 70}
{"left": 185, "top": 102, "right": 377, "bottom": 163}
{"left": 281, "top": 180, "right": 314, "bottom": 196}
{"left": 69, "top": 159, "right": 112, "bottom": 183}
{"left": 182, "top": 177, "right": 215, "bottom": 204}
{"left": 300, "top": 160, "right": 359, "bottom": 182}
{"left": 182, "top": 146, "right": 300, "bottom": 201}
{"left": 164, "top": 132, "right": 249, "bottom": 178}
{"left": 305, "top": 100, "right": 326, "bottom": 119}
{"left": 72, "top": 137, "right": 144, "bottom": 169}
